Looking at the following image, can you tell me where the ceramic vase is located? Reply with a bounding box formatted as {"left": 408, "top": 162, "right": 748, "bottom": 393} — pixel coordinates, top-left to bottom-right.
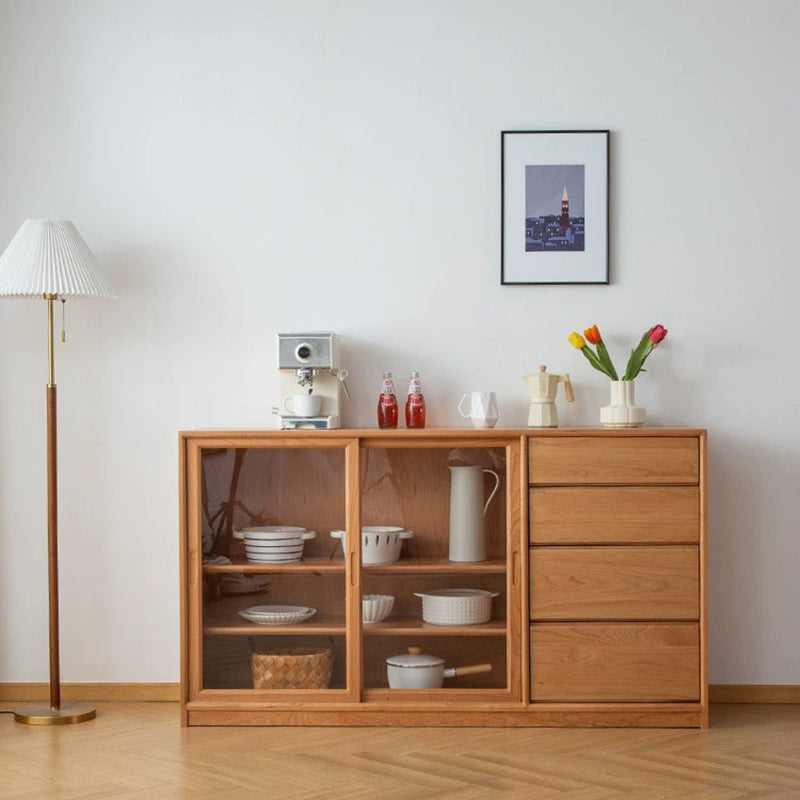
{"left": 600, "top": 380, "right": 646, "bottom": 428}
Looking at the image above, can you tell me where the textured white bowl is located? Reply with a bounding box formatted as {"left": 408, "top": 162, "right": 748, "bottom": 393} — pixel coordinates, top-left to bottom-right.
{"left": 362, "top": 594, "right": 394, "bottom": 624}
{"left": 414, "top": 589, "right": 499, "bottom": 625}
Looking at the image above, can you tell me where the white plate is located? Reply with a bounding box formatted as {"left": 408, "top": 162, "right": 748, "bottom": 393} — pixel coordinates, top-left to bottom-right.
{"left": 244, "top": 544, "right": 305, "bottom": 553}
{"left": 245, "top": 555, "right": 303, "bottom": 563}
{"left": 238, "top": 605, "right": 316, "bottom": 625}
{"left": 244, "top": 604, "right": 311, "bottom": 615}
{"left": 221, "top": 575, "right": 270, "bottom": 595}
{"left": 233, "top": 526, "right": 309, "bottom": 540}
{"left": 239, "top": 528, "right": 316, "bottom": 542}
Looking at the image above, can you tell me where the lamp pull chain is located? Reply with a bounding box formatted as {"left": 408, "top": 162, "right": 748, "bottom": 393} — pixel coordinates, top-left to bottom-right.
{"left": 61, "top": 299, "right": 66, "bottom": 343}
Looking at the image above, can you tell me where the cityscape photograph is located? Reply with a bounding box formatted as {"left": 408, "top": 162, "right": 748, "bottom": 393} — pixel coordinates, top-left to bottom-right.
{"left": 525, "top": 164, "right": 585, "bottom": 251}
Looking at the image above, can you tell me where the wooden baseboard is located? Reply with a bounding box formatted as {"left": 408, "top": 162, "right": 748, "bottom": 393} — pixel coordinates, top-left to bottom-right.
{"left": 2, "top": 683, "right": 796, "bottom": 705}
{"left": 709, "top": 685, "right": 800, "bottom": 704}
{"left": 0, "top": 683, "right": 180, "bottom": 702}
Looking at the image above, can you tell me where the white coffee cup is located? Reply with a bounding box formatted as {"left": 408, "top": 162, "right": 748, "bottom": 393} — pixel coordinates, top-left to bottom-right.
{"left": 458, "top": 392, "right": 499, "bottom": 428}
{"left": 283, "top": 393, "right": 322, "bottom": 417}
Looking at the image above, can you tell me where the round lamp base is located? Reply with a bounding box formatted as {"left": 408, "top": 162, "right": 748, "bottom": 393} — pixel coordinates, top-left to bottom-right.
{"left": 14, "top": 702, "right": 96, "bottom": 725}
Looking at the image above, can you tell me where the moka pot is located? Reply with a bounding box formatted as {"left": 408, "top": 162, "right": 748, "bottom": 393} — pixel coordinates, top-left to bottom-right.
{"left": 524, "top": 365, "right": 575, "bottom": 428}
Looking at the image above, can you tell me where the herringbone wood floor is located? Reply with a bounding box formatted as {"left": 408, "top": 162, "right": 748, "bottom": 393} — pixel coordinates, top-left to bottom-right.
{"left": 1, "top": 703, "right": 799, "bottom": 799}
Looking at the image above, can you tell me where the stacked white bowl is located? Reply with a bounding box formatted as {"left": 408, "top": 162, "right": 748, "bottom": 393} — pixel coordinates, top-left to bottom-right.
{"left": 234, "top": 526, "right": 316, "bottom": 564}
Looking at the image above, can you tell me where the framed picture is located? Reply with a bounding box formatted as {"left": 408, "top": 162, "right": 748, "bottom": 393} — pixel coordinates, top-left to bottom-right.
{"left": 501, "top": 130, "right": 609, "bottom": 285}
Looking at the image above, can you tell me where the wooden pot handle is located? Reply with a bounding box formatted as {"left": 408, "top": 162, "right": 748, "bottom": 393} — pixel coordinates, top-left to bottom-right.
{"left": 453, "top": 663, "right": 492, "bottom": 677}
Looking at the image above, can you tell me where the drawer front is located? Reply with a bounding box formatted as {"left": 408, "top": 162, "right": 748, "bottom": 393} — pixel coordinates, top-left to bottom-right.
{"left": 530, "top": 623, "right": 700, "bottom": 701}
{"left": 530, "top": 545, "right": 699, "bottom": 620}
{"left": 529, "top": 486, "right": 699, "bottom": 544}
{"left": 529, "top": 437, "right": 699, "bottom": 485}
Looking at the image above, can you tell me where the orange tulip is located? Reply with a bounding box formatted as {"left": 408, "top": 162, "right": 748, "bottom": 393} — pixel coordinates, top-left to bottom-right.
{"left": 584, "top": 325, "right": 601, "bottom": 345}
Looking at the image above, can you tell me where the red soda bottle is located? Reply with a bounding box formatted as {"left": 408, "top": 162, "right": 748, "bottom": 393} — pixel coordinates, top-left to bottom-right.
{"left": 377, "top": 371, "right": 399, "bottom": 429}
{"left": 404, "top": 371, "right": 426, "bottom": 428}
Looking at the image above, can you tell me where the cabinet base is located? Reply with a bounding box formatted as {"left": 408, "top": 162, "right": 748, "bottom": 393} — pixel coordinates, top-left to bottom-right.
{"left": 184, "top": 704, "right": 707, "bottom": 728}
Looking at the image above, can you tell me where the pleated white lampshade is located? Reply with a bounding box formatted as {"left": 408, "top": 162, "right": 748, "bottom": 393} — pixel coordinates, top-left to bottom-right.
{"left": 0, "top": 219, "right": 115, "bottom": 298}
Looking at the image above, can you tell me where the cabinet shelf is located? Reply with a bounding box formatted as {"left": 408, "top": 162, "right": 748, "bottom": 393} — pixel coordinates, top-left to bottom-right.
{"left": 363, "top": 619, "right": 507, "bottom": 636}
{"left": 364, "top": 558, "right": 506, "bottom": 574}
{"left": 204, "top": 615, "right": 346, "bottom": 636}
{"left": 203, "top": 558, "right": 345, "bottom": 574}
{"left": 202, "top": 557, "right": 507, "bottom": 575}
{"left": 203, "top": 595, "right": 346, "bottom": 635}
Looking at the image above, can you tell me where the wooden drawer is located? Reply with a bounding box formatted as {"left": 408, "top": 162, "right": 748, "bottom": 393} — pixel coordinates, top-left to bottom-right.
{"left": 530, "top": 623, "right": 700, "bottom": 701}
{"left": 529, "top": 437, "right": 699, "bottom": 485}
{"left": 530, "top": 545, "right": 699, "bottom": 620}
{"left": 529, "top": 486, "right": 699, "bottom": 544}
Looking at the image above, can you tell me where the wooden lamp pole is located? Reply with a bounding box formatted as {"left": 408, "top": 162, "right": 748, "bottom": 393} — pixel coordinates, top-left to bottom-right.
{"left": 14, "top": 295, "right": 96, "bottom": 725}
{"left": 1, "top": 220, "right": 114, "bottom": 725}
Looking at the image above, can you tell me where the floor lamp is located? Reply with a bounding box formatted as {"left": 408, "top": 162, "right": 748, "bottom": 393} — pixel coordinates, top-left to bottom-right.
{"left": 0, "top": 219, "right": 115, "bottom": 725}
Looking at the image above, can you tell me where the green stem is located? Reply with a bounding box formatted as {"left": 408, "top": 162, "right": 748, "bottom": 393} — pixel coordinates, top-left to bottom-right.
{"left": 624, "top": 333, "right": 654, "bottom": 380}
{"left": 595, "top": 341, "right": 619, "bottom": 381}
{"left": 580, "top": 346, "right": 615, "bottom": 379}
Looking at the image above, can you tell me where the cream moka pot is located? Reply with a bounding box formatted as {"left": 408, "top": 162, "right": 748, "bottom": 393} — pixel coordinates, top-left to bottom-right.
{"left": 524, "top": 365, "right": 575, "bottom": 428}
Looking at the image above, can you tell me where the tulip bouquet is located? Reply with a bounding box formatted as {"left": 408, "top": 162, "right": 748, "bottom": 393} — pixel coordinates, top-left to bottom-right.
{"left": 568, "top": 324, "right": 668, "bottom": 381}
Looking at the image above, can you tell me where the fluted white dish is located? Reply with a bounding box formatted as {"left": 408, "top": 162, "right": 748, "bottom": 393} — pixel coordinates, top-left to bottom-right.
{"left": 362, "top": 594, "right": 394, "bottom": 624}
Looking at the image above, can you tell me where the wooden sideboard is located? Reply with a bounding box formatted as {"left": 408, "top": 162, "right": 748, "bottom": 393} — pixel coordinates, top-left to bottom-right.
{"left": 179, "top": 428, "right": 707, "bottom": 727}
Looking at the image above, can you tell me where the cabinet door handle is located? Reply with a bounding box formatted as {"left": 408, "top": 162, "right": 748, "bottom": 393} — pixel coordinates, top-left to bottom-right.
{"left": 189, "top": 550, "right": 198, "bottom": 586}
{"left": 349, "top": 552, "right": 356, "bottom": 586}
{"left": 512, "top": 550, "right": 520, "bottom": 587}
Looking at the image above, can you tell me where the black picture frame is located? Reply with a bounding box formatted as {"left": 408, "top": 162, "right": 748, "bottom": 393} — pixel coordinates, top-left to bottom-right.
{"left": 501, "top": 130, "right": 609, "bottom": 285}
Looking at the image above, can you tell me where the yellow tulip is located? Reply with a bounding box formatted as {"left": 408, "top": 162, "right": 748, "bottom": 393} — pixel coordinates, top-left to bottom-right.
{"left": 568, "top": 332, "right": 586, "bottom": 349}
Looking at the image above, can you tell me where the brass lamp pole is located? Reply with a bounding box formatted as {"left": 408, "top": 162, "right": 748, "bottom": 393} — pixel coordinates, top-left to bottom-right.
{"left": 0, "top": 220, "right": 115, "bottom": 725}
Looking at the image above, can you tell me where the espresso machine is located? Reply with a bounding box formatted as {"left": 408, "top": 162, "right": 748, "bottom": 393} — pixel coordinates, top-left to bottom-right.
{"left": 523, "top": 365, "right": 575, "bottom": 427}
{"left": 275, "top": 333, "right": 349, "bottom": 429}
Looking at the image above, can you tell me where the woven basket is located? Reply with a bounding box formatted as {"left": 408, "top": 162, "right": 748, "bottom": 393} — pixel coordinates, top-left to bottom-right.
{"left": 251, "top": 647, "right": 333, "bottom": 690}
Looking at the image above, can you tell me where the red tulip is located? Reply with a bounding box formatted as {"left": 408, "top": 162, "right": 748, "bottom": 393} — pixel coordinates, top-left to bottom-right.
{"left": 649, "top": 324, "right": 668, "bottom": 344}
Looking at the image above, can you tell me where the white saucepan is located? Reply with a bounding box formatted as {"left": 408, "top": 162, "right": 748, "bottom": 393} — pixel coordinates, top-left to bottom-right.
{"left": 386, "top": 646, "right": 492, "bottom": 689}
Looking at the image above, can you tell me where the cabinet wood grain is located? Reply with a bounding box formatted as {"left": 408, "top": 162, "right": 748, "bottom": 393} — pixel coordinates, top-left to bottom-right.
{"left": 530, "top": 623, "right": 700, "bottom": 701}
{"left": 529, "top": 437, "right": 699, "bottom": 485}
{"left": 529, "top": 486, "right": 699, "bottom": 544}
{"left": 530, "top": 545, "right": 699, "bottom": 620}
{"left": 180, "top": 428, "right": 707, "bottom": 727}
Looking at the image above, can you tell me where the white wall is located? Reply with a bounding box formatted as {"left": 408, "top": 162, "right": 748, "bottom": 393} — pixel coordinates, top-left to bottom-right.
{"left": 0, "top": 0, "right": 797, "bottom": 685}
